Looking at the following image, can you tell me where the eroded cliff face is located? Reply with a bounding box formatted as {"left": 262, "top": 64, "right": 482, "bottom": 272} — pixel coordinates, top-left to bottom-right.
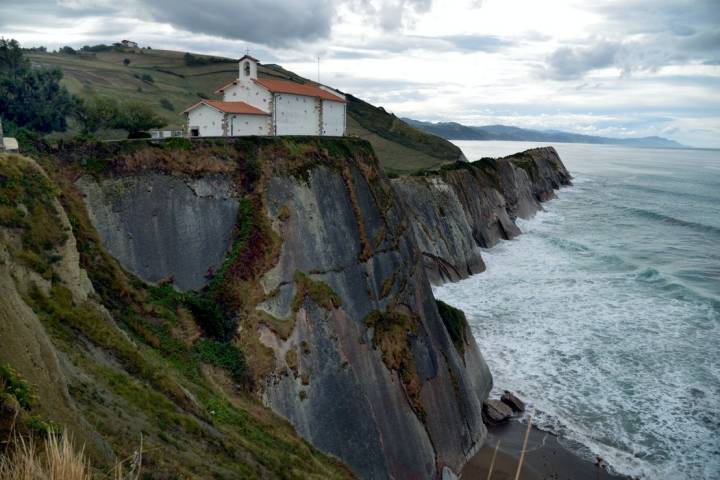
{"left": 46, "top": 139, "right": 570, "bottom": 479}
{"left": 255, "top": 159, "right": 491, "bottom": 479}
{"left": 393, "top": 147, "right": 571, "bottom": 284}
{"left": 1, "top": 151, "right": 361, "bottom": 478}
{"left": 66, "top": 138, "right": 494, "bottom": 479}
{"left": 77, "top": 173, "right": 239, "bottom": 290}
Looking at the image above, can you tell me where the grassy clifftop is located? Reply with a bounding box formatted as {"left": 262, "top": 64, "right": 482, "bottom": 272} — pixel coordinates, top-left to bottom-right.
{"left": 27, "top": 47, "right": 461, "bottom": 174}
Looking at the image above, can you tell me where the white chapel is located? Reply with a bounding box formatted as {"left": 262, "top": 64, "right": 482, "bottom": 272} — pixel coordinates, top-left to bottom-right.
{"left": 183, "top": 55, "right": 346, "bottom": 137}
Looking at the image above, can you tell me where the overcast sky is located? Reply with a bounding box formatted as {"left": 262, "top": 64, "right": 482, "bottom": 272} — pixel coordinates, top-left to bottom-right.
{"left": 2, "top": 0, "right": 719, "bottom": 147}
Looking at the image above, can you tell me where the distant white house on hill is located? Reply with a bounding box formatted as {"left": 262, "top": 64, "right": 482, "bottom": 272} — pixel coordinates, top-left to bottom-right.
{"left": 182, "top": 55, "right": 346, "bottom": 137}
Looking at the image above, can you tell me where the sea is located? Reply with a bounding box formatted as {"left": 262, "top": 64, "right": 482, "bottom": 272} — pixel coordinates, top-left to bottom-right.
{"left": 433, "top": 141, "right": 720, "bottom": 479}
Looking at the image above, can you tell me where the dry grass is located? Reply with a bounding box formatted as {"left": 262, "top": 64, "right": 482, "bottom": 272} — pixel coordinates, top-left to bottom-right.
{"left": 0, "top": 432, "right": 142, "bottom": 480}
{"left": 0, "top": 433, "right": 90, "bottom": 480}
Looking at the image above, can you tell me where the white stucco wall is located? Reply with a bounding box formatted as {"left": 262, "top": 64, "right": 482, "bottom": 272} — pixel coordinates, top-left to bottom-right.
{"left": 223, "top": 82, "right": 272, "bottom": 112}
{"left": 321, "top": 100, "right": 346, "bottom": 136}
{"left": 274, "top": 93, "right": 321, "bottom": 136}
{"left": 229, "top": 114, "right": 270, "bottom": 136}
{"left": 187, "top": 104, "right": 224, "bottom": 137}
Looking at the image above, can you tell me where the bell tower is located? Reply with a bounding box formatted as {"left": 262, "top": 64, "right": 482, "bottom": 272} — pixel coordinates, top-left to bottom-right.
{"left": 238, "top": 54, "right": 258, "bottom": 81}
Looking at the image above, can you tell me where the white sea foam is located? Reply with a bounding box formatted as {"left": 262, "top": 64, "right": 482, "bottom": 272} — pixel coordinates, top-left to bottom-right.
{"left": 436, "top": 142, "right": 720, "bottom": 480}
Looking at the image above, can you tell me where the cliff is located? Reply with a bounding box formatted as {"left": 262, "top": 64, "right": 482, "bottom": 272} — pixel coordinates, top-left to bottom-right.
{"left": 0, "top": 139, "right": 570, "bottom": 479}
{"left": 0, "top": 149, "right": 353, "bottom": 478}
{"left": 393, "top": 147, "right": 571, "bottom": 284}
{"left": 71, "top": 137, "right": 493, "bottom": 479}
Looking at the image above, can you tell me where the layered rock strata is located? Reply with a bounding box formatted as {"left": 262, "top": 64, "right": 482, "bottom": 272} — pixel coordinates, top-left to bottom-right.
{"left": 73, "top": 140, "right": 571, "bottom": 479}
{"left": 393, "top": 147, "right": 571, "bottom": 284}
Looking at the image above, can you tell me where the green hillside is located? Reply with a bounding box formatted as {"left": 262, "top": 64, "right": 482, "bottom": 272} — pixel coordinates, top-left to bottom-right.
{"left": 26, "top": 47, "right": 461, "bottom": 173}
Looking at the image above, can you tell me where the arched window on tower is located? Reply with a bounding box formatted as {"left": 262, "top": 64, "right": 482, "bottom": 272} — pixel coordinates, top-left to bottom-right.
{"left": 244, "top": 62, "right": 250, "bottom": 76}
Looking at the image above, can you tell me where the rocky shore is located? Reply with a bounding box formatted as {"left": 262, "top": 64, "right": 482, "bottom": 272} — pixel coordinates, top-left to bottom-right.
{"left": 463, "top": 418, "right": 632, "bottom": 480}
{"left": 393, "top": 146, "right": 572, "bottom": 284}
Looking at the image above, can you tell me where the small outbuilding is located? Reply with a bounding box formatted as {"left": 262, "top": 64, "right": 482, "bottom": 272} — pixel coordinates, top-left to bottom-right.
{"left": 182, "top": 99, "right": 270, "bottom": 137}
{"left": 0, "top": 119, "right": 18, "bottom": 152}
{"left": 2, "top": 137, "right": 19, "bottom": 153}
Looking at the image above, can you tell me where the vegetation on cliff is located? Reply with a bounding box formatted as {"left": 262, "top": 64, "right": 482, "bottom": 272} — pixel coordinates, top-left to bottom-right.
{"left": 0, "top": 151, "right": 353, "bottom": 478}
{"left": 436, "top": 300, "right": 470, "bottom": 357}
{"left": 364, "top": 309, "right": 425, "bottom": 419}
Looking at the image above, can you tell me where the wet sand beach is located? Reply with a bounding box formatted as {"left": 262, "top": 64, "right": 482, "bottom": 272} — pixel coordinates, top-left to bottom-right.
{"left": 461, "top": 419, "right": 630, "bottom": 480}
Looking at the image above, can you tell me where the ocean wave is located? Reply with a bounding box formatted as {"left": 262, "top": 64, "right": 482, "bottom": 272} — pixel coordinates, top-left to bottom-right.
{"left": 435, "top": 210, "right": 720, "bottom": 479}
{"left": 445, "top": 141, "right": 720, "bottom": 480}
{"left": 620, "top": 206, "right": 720, "bottom": 236}
{"left": 622, "top": 182, "right": 720, "bottom": 205}
{"left": 527, "top": 407, "right": 668, "bottom": 479}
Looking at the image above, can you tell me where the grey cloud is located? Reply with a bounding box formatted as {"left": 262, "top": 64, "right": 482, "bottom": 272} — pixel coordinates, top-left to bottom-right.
{"left": 0, "top": 0, "right": 340, "bottom": 48}
{"left": 325, "top": 49, "right": 386, "bottom": 60}
{"left": 1, "top": 0, "right": 443, "bottom": 49}
{"left": 552, "top": 0, "right": 720, "bottom": 76}
{"left": 340, "top": 33, "right": 515, "bottom": 56}
{"left": 592, "top": 0, "right": 720, "bottom": 36}
{"left": 0, "top": 0, "right": 120, "bottom": 28}
{"left": 348, "top": 0, "right": 435, "bottom": 32}
{"left": 542, "top": 41, "right": 621, "bottom": 79}
{"left": 440, "top": 34, "right": 515, "bottom": 52}
{"left": 681, "top": 30, "right": 720, "bottom": 53}
{"left": 141, "top": 0, "right": 337, "bottom": 47}
{"left": 543, "top": 24, "right": 720, "bottom": 80}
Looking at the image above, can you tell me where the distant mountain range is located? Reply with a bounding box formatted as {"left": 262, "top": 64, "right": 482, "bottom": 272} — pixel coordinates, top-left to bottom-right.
{"left": 403, "top": 119, "right": 686, "bottom": 149}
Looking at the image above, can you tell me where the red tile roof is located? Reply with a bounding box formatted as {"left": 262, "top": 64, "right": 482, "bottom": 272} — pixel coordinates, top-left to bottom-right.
{"left": 183, "top": 100, "right": 269, "bottom": 115}
{"left": 254, "top": 78, "right": 346, "bottom": 102}
{"left": 214, "top": 80, "right": 237, "bottom": 93}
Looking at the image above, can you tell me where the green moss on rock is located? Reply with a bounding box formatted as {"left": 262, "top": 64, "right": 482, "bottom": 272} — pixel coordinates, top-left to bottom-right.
{"left": 292, "top": 271, "right": 341, "bottom": 312}
{"left": 364, "top": 309, "right": 424, "bottom": 420}
{"left": 436, "top": 300, "right": 469, "bottom": 357}
{"left": 0, "top": 154, "right": 67, "bottom": 277}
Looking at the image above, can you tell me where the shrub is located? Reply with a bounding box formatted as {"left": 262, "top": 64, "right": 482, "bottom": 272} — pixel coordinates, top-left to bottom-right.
{"left": 75, "top": 96, "right": 120, "bottom": 134}
{"left": 80, "top": 44, "right": 112, "bottom": 52}
{"left": 183, "top": 52, "right": 234, "bottom": 66}
{"left": 141, "top": 73, "right": 153, "bottom": 83}
{"left": 115, "top": 102, "right": 165, "bottom": 135}
{"left": 123, "top": 58, "right": 130, "bottom": 66}
{"left": 193, "top": 339, "right": 249, "bottom": 384}
{"left": 0, "top": 364, "right": 35, "bottom": 409}
{"left": 159, "top": 98, "right": 174, "bottom": 111}
{"left": 184, "top": 293, "right": 233, "bottom": 340}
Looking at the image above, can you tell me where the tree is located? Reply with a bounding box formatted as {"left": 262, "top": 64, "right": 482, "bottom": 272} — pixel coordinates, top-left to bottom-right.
{"left": 115, "top": 102, "right": 165, "bottom": 136}
{"left": 0, "top": 38, "right": 28, "bottom": 74}
{"left": 0, "top": 38, "right": 77, "bottom": 133}
{"left": 75, "top": 97, "right": 120, "bottom": 134}
{"left": 123, "top": 58, "right": 130, "bottom": 66}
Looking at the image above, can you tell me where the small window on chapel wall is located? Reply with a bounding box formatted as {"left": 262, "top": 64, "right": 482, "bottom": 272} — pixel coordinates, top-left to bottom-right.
{"left": 244, "top": 62, "right": 250, "bottom": 76}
